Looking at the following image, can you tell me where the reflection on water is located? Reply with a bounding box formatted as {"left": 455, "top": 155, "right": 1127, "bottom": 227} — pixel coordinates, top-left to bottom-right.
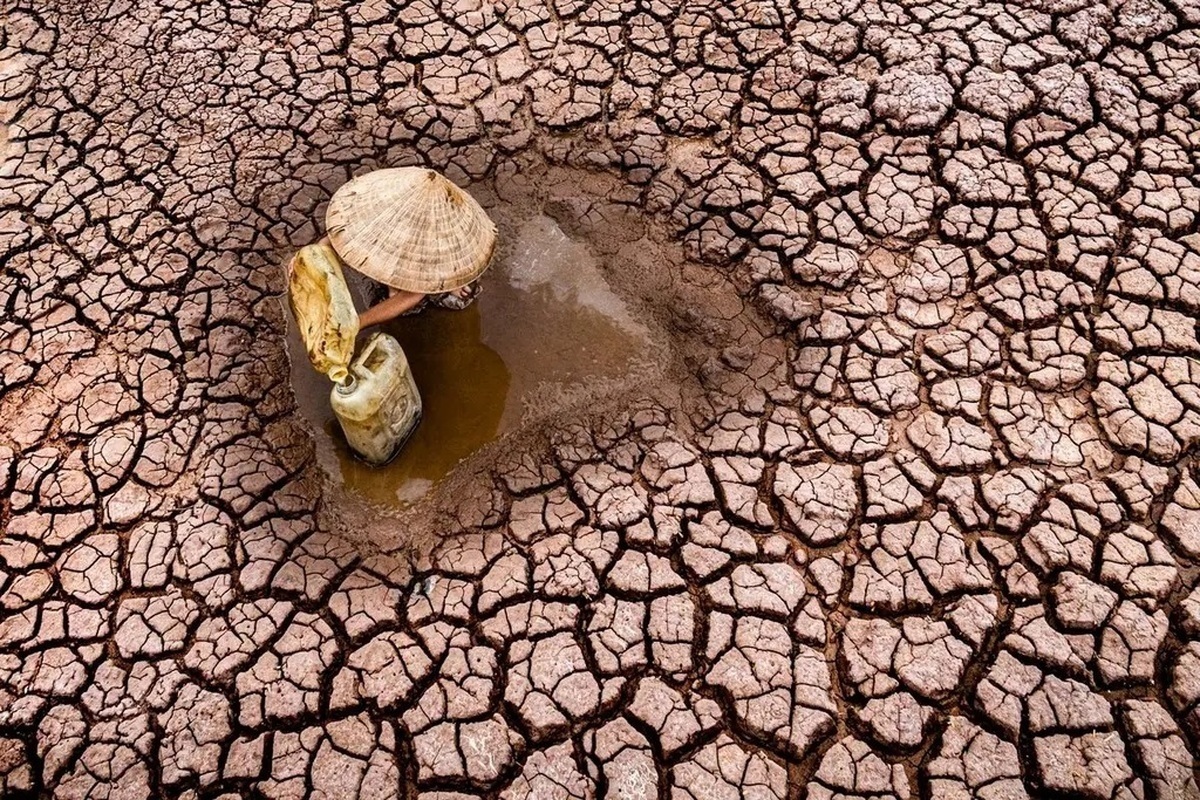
{"left": 287, "top": 213, "right": 653, "bottom": 509}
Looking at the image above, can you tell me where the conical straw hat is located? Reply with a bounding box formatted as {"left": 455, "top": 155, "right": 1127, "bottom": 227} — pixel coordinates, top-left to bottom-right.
{"left": 325, "top": 167, "right": 497, "bottom": 293}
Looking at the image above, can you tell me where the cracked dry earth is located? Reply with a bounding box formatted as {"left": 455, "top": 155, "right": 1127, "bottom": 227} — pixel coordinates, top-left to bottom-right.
{"left": 7, "top": 1, "right": 1200, "bottom": 799}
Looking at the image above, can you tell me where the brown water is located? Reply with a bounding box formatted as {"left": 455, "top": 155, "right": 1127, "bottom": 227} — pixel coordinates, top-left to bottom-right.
{"left": 286, "top": 214, "right": 656, "bottom": 508}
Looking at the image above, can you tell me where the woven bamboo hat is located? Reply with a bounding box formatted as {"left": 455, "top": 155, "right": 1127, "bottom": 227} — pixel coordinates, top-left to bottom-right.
{"left": 325, "top": 167, "right": 498, "bottom": 293}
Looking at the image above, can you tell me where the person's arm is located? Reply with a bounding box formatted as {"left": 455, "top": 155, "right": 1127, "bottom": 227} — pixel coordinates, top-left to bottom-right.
{"left": 358, "top": 290, "right": 425, "bottom": 328}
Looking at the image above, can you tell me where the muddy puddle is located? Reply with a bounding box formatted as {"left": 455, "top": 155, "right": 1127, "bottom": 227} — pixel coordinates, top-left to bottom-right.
{"left": 286, "top": 211, "right": 659, "bottom": 510}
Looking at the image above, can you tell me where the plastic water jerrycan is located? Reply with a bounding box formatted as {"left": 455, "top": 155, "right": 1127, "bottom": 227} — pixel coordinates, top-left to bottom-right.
{"left": 287, "top": 242, "right": 359, "bottom": 383}
{"left": 330, "top": 332, "right": 423, "bottom": 465}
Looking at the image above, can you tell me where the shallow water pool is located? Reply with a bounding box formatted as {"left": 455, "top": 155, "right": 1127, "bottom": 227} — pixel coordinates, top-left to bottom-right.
{"left": 286, "top": 213, "right": 654, "bottom": 508}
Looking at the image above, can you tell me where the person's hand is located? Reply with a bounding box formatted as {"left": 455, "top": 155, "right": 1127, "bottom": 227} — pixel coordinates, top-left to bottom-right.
{"left": 431, "top": 282, "right": 479, "bottom": 310}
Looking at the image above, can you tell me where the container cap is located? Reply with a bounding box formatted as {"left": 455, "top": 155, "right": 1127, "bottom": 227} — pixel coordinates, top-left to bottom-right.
{"left": 325, "top": 167, "right": 497, "bottom": 294}
{"left": 287, "top": 242, "right": 359, "bottom": 383}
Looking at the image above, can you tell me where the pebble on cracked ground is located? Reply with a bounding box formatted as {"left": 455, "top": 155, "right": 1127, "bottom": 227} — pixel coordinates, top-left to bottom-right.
{"left": 3, "top": 1, "right": 1200, "bottom": 799}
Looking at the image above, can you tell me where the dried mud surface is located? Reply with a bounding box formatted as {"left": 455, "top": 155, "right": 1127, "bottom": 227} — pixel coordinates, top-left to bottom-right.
{"left": 3, "top": 1, "right": 1200, "bottom": 798}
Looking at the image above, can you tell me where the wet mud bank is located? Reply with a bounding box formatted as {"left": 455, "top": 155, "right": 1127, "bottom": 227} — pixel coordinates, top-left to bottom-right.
{"left": 283, "top": 162, "right": 774, "bottom": 554}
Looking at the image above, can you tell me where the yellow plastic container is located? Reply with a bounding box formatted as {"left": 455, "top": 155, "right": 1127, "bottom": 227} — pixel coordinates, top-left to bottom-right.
{"left": 287, "top": 242, "right": 359, "bottom": 383}
{"left": 330, "top": 332, "right": 423, "bottom": 465}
